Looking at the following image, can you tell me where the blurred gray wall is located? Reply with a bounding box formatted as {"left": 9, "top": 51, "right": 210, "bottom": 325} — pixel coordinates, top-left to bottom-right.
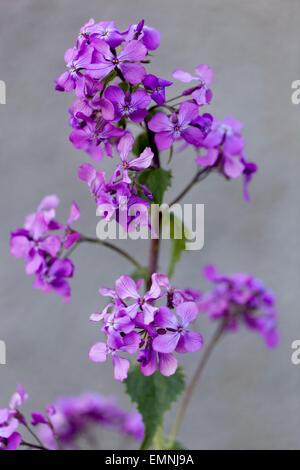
{"left": 0, "top": 0, "right": 299, "bottom": 450}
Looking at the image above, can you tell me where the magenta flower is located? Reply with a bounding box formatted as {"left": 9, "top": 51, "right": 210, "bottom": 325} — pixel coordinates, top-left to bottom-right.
{"left": 143, "top": 74, "right": 173, "bottom": 106}
{"left": 36, "top": 393, "right": 144, "bottom": 449}
{"left": 138, "top": 325, "right": 178, "bottom": 377}
{"left": 104, "top": 86, "right": 151, "bottom": 123}
{"left": 112, "top": 132, "right": 154, "bottom": 184}
{"left": 33, "top": 258, "right": 74, "bottom": 304}
{"left": 124, "top": 20, "right": 161, "bottom": 51}
{"left": 89, "top": 331, "right": 141, "bottom": 381}
{"left": 87, "top": 39, "right": 147, "bottom": 85}
{"left": 78, "top": 19, "right": 124, "bottom": 48}
{"left": 173, "top": 63, "right": 213, "bottom": 106}
{"left": 110, "top": 273, "right": 170, "bottom": 324}
{"left": 152, "top": 302, "right": 203, "bottom": 354}
{"left": 148, "top": 102, "right": 203, "bottom": 150}
{"left": 196, "top": 116, "right": 246, "bottom": 177}
{"left": 199, "top": 264, "right": 279, "bottom": 348}
{"left": 69, "top": 114, "right": 124, "bottom": 162}
{"left": 10, "top": 195, "right": 62, "bottom": 275}
{"left": 54, "top": 44, "right": 93, "bottom": 97}
{"left": 0, "top": 384, "right": 28, "bottom": 451}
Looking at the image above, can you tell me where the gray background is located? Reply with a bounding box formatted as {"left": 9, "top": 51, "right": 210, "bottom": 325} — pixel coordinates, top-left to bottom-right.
{"left": 0, "top": 0, "right": 299, "bottom": 450}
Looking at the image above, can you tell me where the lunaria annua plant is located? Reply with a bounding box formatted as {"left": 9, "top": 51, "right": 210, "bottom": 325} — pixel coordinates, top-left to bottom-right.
{"left": 8, "top": 18, "right": 278, "bottom": 450}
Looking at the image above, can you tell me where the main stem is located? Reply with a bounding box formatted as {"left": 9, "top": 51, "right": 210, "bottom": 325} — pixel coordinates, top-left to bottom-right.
{"left": 168, "top": 321, "right": 225, "bottom": 448}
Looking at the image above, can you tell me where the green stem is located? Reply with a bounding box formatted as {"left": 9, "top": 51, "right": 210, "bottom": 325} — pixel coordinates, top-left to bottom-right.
{"left": 168, "top": 322, "right": 225, "bottom": 448}
{"left": 20, "top": 440, "right": 47, "bottom": 451}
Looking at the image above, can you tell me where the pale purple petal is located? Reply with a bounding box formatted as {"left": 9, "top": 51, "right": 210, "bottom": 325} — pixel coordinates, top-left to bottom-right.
{"left": 115, "top": 275, "right": 140, "bottom": 300}
{"left": 88, "top": 342, "right": 108, "bottom": 362}
{"left": 195, "top": 64, "right": 214, "bottom": 85}
{"left": 118, "top": 40, "right": 147, "bottom": 62}
{"left": 155, "top": 131, "right": 174, "bottom": 150}
{"left": 195, "top": 148, "right": 219, "bottom": 166}
{"left": 172, "top": 69, "right": 197, "bottom": 83}
{"left": 223, "top": 155, "right": 245, "bottom": 178}
{"left": 152, "top": 332, "right": 180, "bottom": 353}
{"left": 129, "top": 147, "right": 153, "bottom": 170}
{"left": 148, "top": 112, "right": 172, "bottom": 132}
{"left": 120, "top": 63, "right": 146, "bottom": 85}
{"left": 158, "top": 353, "right": 178, "bottom": 376}
{"left": 117, "top": 133, "right": 134, "bottom": 162}
{"left": 176, "top": 331, "right": 203, "bottom": 353}
{"left": 112, "top": 354, "right": 130, "bottom": 381}
{"left": 176, "top": 301, "right": 199, "bottom": 327}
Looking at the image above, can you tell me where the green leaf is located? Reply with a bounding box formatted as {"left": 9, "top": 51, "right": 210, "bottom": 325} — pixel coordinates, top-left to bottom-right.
{"left": 132, "top": 132, "right": 149, "bottom": 156}
{"left": 163, "top": 213, "right": 190, "bottom": 278}
{"left": 118, "top": 82, "right": 129, "bottom": 93}
{"left": 125, "top": 365, "right": 185, "bottom": 450}
{"left": 137, "top": 168, "right": 172, "bottom": 205}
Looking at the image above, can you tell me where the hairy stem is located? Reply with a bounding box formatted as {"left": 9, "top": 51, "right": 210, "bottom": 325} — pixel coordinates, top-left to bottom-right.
{"left": 168, "top": 321, "right": 225, "bottom": 448}
{"left": 169, "top": 167, "right": 212, "bottom": 207}
{"left": 64, "top": 235, "right": 143, "bottom": 271}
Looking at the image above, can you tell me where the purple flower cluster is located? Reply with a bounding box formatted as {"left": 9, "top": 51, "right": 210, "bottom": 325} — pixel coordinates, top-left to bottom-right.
{"left": 35, "top": 393, "right": 144, "bottom": 449}
{"left": 89, "top": 273, "right": 203, "bottom": 381}
{"left": 194, "top": 116, "right": 258, "bottom": 200}
{"left": 78, "top": 132, "right": 154, "bottom": 232}
{"left": 55, "top": 18, "right": 257, "bottom": 200}
{"left": 199, "top": 265, "right": 279, "bottom": 348}
{"left": 10, "top": 195, "right": 81, "bottom": 302}
{"left": 0, "top": 385, "right": 144, "bottom": 450}
{"left": 0, "top": 384, "right": 28, "bottom": 450}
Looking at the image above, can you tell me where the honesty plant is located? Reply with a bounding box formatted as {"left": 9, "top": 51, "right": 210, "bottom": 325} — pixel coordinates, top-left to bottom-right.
{"left": 8, "top": 18, "right": 278, "bottom": 450}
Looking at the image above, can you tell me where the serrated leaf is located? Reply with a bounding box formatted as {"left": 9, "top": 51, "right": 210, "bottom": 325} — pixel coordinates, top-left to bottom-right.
{"left": 125, "top": 366, "right": 185, "bottom": 450}
{"left": 138, "top": 168, "right": 172, "bottom": 205}
{"left": 166, "top": 213, "right": 190, "bottom": 278}
{"left": 132, "top": 132, "right": 149, "bottom": 156}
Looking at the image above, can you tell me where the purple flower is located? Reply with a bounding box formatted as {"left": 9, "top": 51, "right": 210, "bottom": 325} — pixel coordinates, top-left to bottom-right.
{"left": 194, "top": 115, "right": 257, "bottom": 197}
{"left": 124, "top": 20, "right": 161, "bottom": 51}
{"left": 87, "top": 39, "right": 147, "bottom": 85}
{"left": 0, "top": 384, "right": 28, "bottom": 451}
{"left": 37, "top": 393, "right": 144, "bottom": 449}
{"left": 104, "top": 86, "right": 151, "bottom": 122}
{"left": 54, "top": 44, "right": 93, "bottom": 97}
{"left": 108, "top": 273, "right": 170, "bottom": 324}
{"left": 173, "top": 64, "right": 213, "bottom": 106}
{"left": 138, "top": 327, "right": 178, "bottom": 377}
{"left": 152, "top": 302, "right": 203, "bottom": 354}
{"left": 199, "top": 264, "right": 279, "bottom": 348}
{"left": 148, "top": 102, "right": 203, "bottom": 150}
{"left": 10, "top": 195, "right": 62, "bottom": 275}
{"left": 33, "top": 258, "right": 74, "bottom": 304}
{"left": 69, "top": 114, "right": 124, "bottom": 162}
{"left": 143, "top": 74, "right": 173, "bottom": 106}
{"left": 89, "top": 331, "right": 141, "bottom": 382}
{"left": 112, "top": 132, "right": 154, "bottom": 184}
{"left": 78, "top": 19, "right": 124, "bottom": 48}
